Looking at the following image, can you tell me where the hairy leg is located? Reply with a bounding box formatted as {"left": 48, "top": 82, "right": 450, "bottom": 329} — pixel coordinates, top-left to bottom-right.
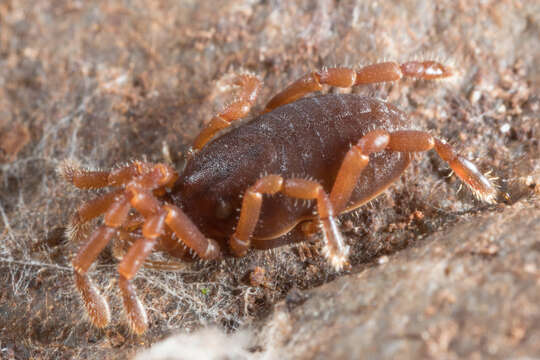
{"left": 230, "top": 175, "right": 349, "bottom": 270}
{"left": 264, "top": 60, "right": 453, "bottom": 112}
{"left": 193, "top": 73, "right": 261, "bottom": 150}
{"left": 69, "top": 163, "right": 178, "bottom": 332}
{"left": 59, "top": 160, "right": 156, "bottom": 189}
{"left": 329, "top": 129, "right": 498, "bottom": 217}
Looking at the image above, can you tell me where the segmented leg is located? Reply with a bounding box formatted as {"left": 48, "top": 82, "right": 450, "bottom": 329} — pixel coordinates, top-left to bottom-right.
{"left": 264, "top": 60, "right": 453, "bottom": 112}
{"left": 330, "top": 130, "right": 390, "bottom": 213}
{"left": 72, "top": 189, "right": 124, "bottom": 222}
{"left": 69, "top": 163, "right": 177, "bottom": 333}
{"left": 66, "top": 189, "right": 124, "bottom": 242}
{"left": 284, "top": 129, "right": 497, "bottom": 268}
{"left": 193, "top": 73, "right": 261, "bottom": 150}
{"left": 116, "top": 225, "right": 195, "bottom": 262}
{"left": 105, "top": 191, "right": 220, "bottom": 334}
{"left": 60, "top": 160, "right": 167, "bottom": 241}
{"left": 230, "top": 175, "right": 349, "bottom": 270}
{"left": 58, "top": 160, "right": 156, "bottom": 189}
{"left": 328, "top": 130, "right": 498, "bottom": 218}
{"left": 66, "top": 158, "right": 224, "bottom": 333}
{"left": 116, "top": 210, "right": 166, "bottom": 333}
{"left": 229, "top": 175, "right": 283, "bottom": 257}
{"left": 387, "top": 131, "right": 497, "bottom": 203}
{"left": 163, "top": 204, "right": 222, "bottom": 260}
{"left": 156, "top": 230, "right": 194, "bottom": 261}
{"left": 72, "top": 205, "right": 130, "bottom": 329}
{"left": 112, "top": 165, "right": 222, "bottom": 334}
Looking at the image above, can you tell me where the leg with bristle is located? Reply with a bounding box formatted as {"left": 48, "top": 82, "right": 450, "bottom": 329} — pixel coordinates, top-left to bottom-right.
{"left": 72, "top": 226, "right": 125, "bottom": 328}
{"left": 229, "top": 175, "right": 283, "bottom": 257}
{"left": 74, "top": 271, "right": 111, "bottom": 328}
{"left": 432, "top": 139, "right": 498, "bottom": 203}
{"left": 282, "top": 178, "right": 349, "bottom": 270}
{"left": 115, "top": 211, "right": 166, "bottom": 334}
{"left": 68, "top": 162, "right": 179, "bottom": 332}
{"left": 67, "top": 189, "right": 124, "bottom": 242}
{"left": 330, "top": 129, "right": 498, "bottom": 205}
{"left": 72, "top": 191, "right": 132, "bottom": 327}
{"left": 193, "top": 73, "right": 261, "bottom": 150}
{"left": 156, "top": 231, "right": 194, "bottom": 260}
{"left": 385, "top": 131, "right": 498, "bottom": 203}
{"left": 263, "top": 60, "right": 454, "bottom": 112}
{"left": 163, "top": 204, "right": 222, "bottom": 260}
{"left": 106, "top": 166, "right": 219, "bottom": 333}
{"left": 118, "top": 274, "right": 147, "bottom": 335}
{"left": 59, "top": 160, "right": 155, "bottom": 189}
{"left": 230, "top": 175, "right": 349, "bottom": 270}
{"left": 330, "top": 129, "right": 390, "bottom": 213}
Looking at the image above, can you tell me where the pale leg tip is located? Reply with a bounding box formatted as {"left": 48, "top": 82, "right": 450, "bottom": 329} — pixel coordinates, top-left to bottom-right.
{"left": 91, "top": 309, "right": 111, "bottom": 329}
{"left": 74, "top": 272, "right": 111, "bottom": 329}
{"left": 119, "top": 275, "right": 149, "bottom": 335}
{"left": 130, "top": 318, "right": 149, "bottom": 335}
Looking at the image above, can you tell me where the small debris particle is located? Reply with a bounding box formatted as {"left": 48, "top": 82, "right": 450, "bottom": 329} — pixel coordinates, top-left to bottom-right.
{"left": 249, "top": 266, "right": 267, "bottom": 287}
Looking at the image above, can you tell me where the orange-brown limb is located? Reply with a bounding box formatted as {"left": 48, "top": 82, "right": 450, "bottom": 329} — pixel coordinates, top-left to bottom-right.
{"left": 74, "top": 272, "right": 110, "bottom": 328}
{"left": 59, "top": 160, "right": 156, "bottom": 189}
{"left": 387, "top": 130, "right": 497, "bottom": 203}
{"left": 229, "top": 175, "right": 283, "bottom": 257}
{"left": 71, "top": 162, "right": 179, "bottom": 333}
{"left": 72, "top": 228, "right": 118, "bottom": 330}
{"left": 114, "top": 211, "right": 166, "bottom": 334}
{"left": 328, "top": 130, "right": 497, "bottom": 216}
{"left": 155, "top": 231, "right": 194, "bottom": 261}
{"left": 164, "top": 204, "right": 222, "bottom": 260}
{"left": 193, "top": 73, "right": 261, "bottom": 150}
{"left": 264, "top": 61, "right": 453, "bottom": 112}
{"left": 230, "top": 175, "right": 349, "bottom": 270}
{"left": 330, "top": 129, "right": 390, "bottom": 213}
{"left": 71, "top": 189, "right": 124, "bottom": 227}
{"left": 111, "top": 184, "right": 220, "bottom": 334}
{"left": 72, "top": 191, "right": 136, "bottom": 330}
{"left": 119, "top": 274, "right": 147, "bottom": 334}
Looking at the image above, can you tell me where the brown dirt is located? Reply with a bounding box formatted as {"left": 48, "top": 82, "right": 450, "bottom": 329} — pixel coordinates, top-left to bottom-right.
{"left": 0, "top": 1, "right": 538, "bottom": 359}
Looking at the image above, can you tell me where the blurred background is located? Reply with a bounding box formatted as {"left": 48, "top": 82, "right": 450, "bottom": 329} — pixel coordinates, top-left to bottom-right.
{"left": 0, "top": 1, "right": 538, "bottom": 359}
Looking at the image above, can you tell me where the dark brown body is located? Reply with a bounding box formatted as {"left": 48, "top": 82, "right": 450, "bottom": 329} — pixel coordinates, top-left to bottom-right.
{"left": 66, "top": 61, "right": 497, "bottom": 334}
{"left": 172, "top": 94, "right": 411, "bottom": 251}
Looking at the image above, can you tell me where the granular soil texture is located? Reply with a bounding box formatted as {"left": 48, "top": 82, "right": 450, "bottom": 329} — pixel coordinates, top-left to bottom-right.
{"left": 0, "top": 1, "right": 538, "bottom": 359}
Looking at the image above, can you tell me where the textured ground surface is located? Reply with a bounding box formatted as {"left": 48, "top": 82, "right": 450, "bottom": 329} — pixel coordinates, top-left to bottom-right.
{"left": 0, "top": 1, "right": 538, "bottom": 359}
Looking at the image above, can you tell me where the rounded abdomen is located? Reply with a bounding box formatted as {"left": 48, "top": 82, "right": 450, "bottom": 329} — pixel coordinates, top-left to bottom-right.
{"left": 175, "top": 94, "right": 411, "bottom": 249}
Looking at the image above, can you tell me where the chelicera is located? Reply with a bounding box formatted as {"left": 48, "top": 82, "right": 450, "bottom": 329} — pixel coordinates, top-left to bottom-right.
{"left": 60, "top": 60, "right": 498, "bottom": 334}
